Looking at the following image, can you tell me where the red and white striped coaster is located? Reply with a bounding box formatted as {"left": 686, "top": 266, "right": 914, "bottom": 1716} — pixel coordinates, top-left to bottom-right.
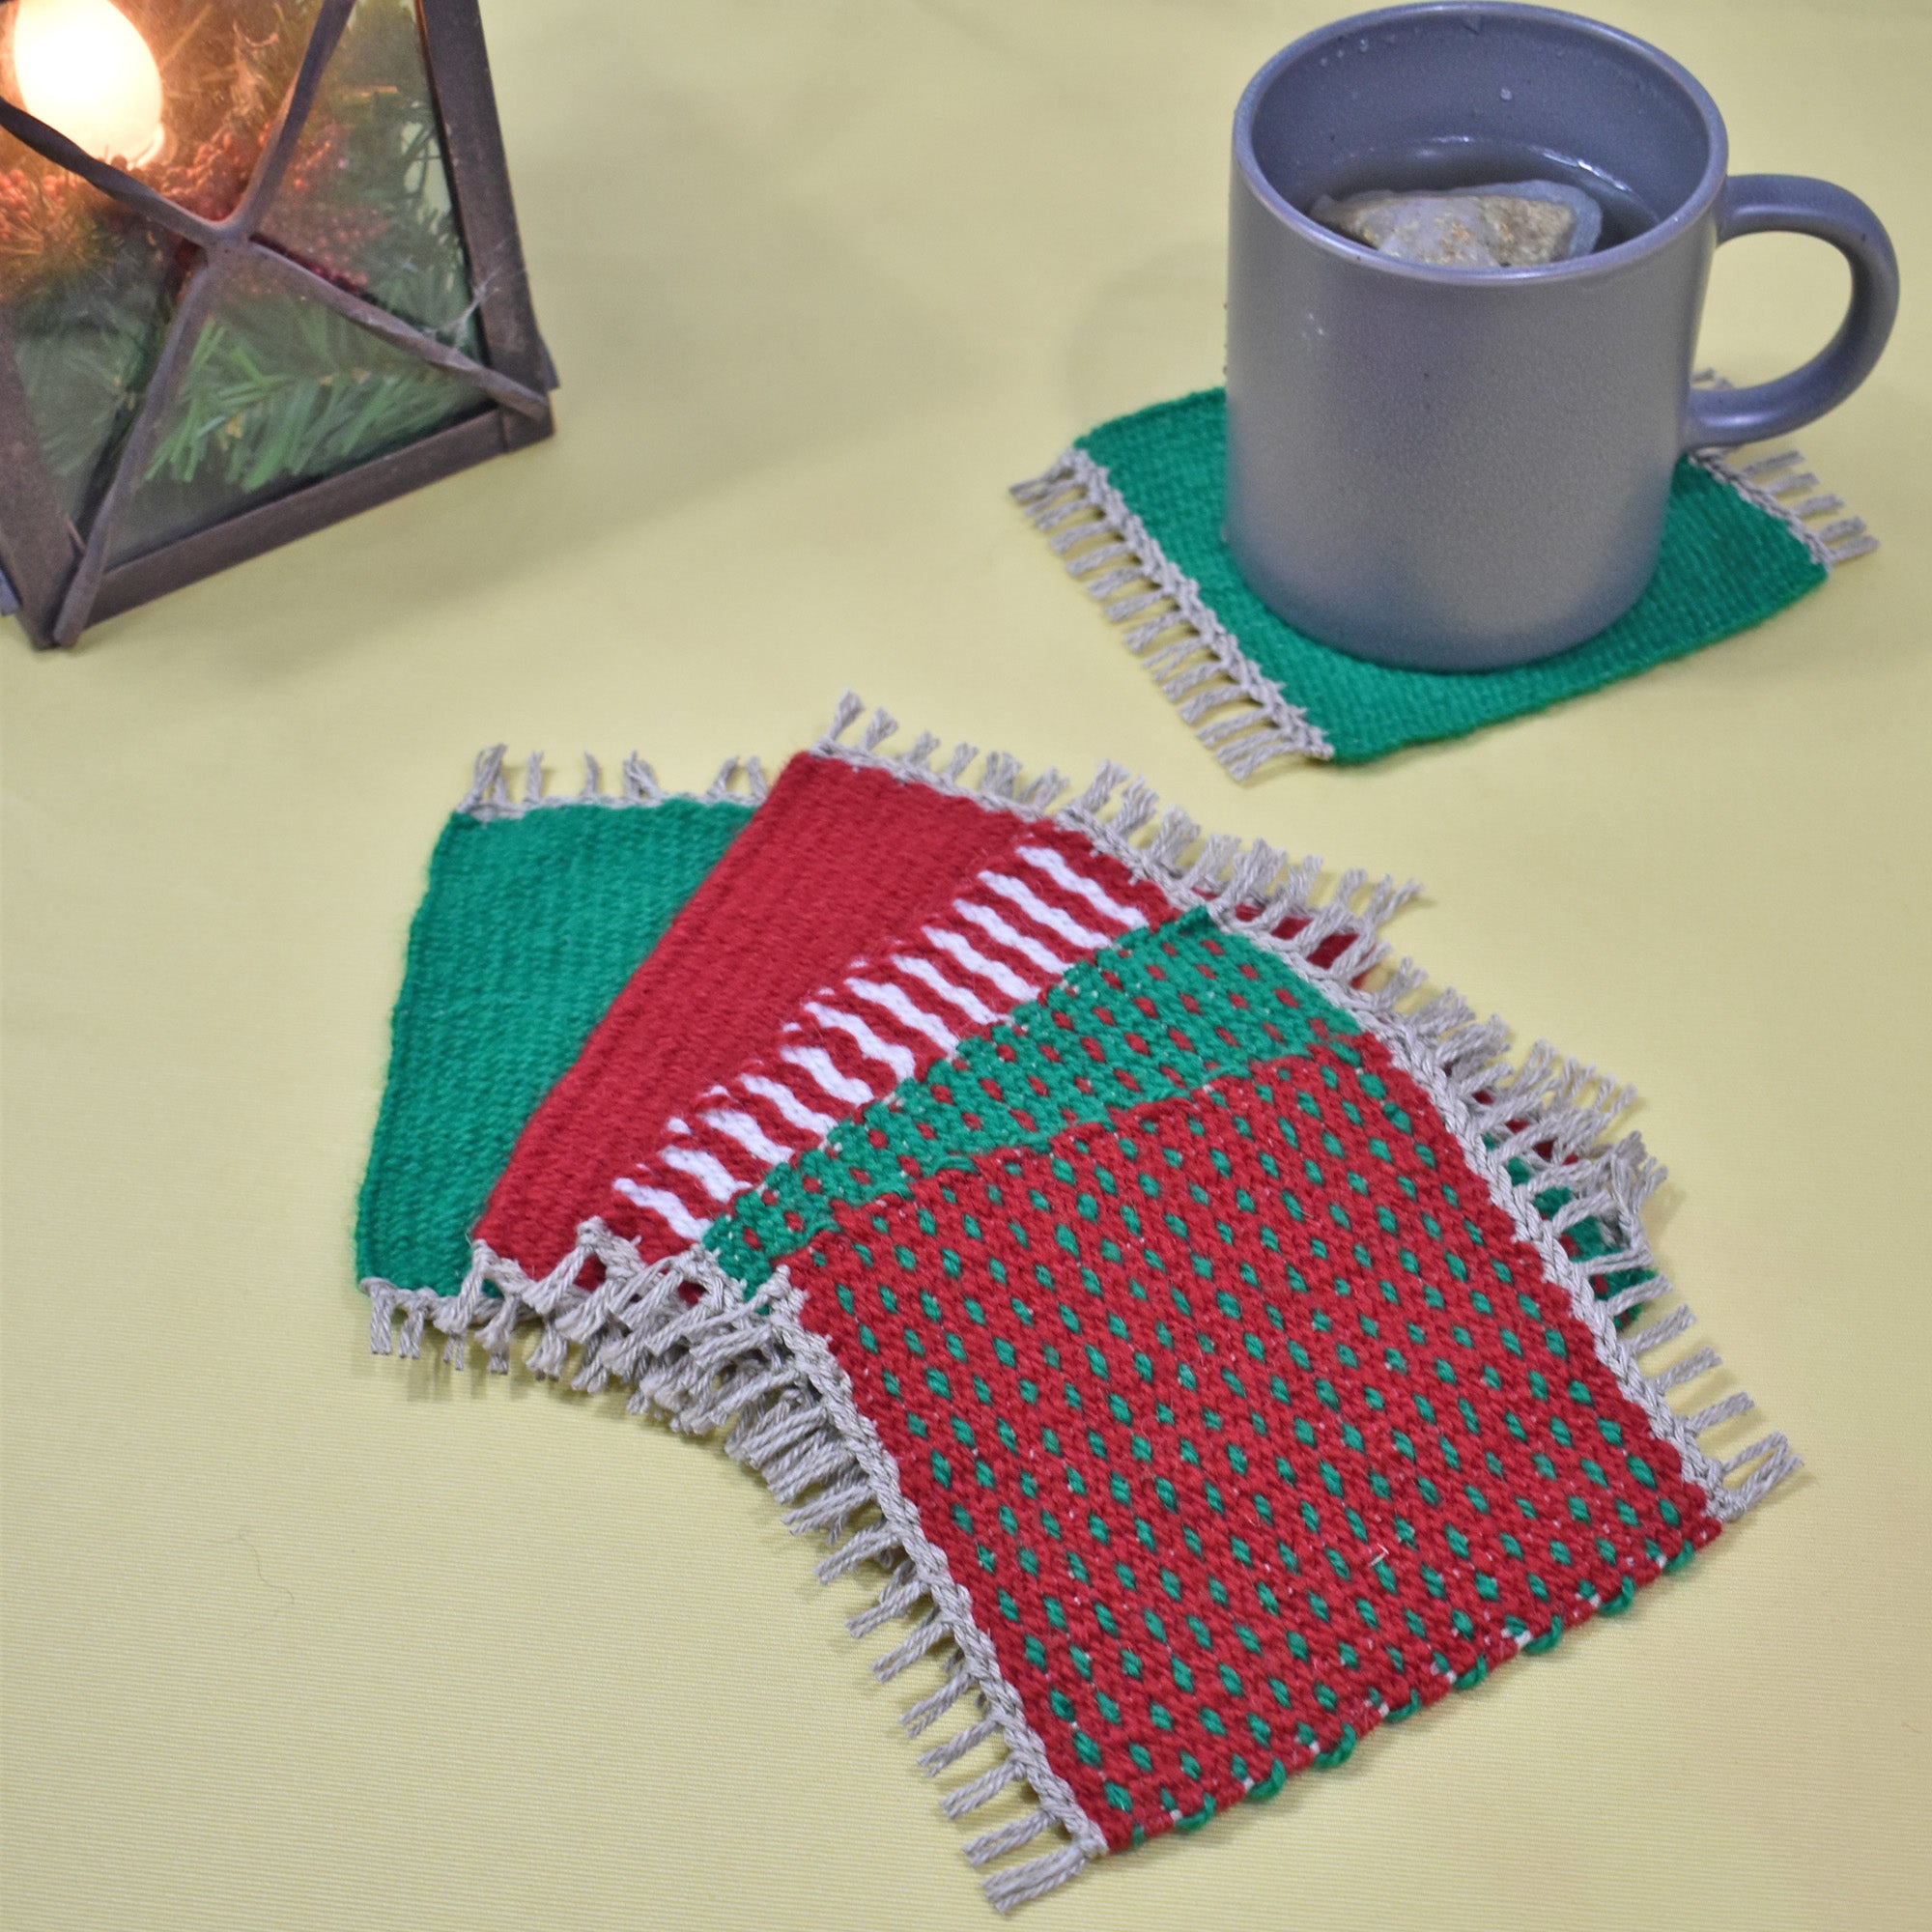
{"left": 617, "top": 841, "right": 1163, "bottom": 1245}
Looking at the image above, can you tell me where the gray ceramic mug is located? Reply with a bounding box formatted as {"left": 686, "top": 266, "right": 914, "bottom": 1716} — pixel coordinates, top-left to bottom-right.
{"left": 1225, "top": 3, "right": 1899, "bottom": 670}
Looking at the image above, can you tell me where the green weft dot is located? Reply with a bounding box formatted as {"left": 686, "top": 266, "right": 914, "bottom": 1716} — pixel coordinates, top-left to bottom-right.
{"left": 1175, "top": 1794, "right": 1216, "bottom": 1833}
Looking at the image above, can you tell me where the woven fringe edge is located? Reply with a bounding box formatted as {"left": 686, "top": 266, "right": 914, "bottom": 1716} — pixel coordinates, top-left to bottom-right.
{"left": 367, "top": 1239, "right": 1104, "bottom": 1912}
{"left": 1011, "top": 391, "right": 1873, "bottom": 777}
{"left": 1689, "top": 369, "right": 1878, "bottom": 567}
{"left": 367, "top": 697, "right": 1798, "bottom": 1830}
{"left": 457, "top": 745, "right": 771, "bottom": 822}
{"left": 1009, "top": 448, "right": 1334, "bottom": 775}
{"left": 388, "top": 697, "right": 1794, "bottom": 1516}
{"left": 813, "top": 696, "right": 1797, "bottom": 1520}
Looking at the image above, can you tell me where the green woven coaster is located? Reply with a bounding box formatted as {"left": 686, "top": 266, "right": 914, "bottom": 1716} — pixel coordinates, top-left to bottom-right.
{"left": 1014, "top": 388, "right": 1873, "bottom": 772}
{"left": 355, "top": 748, "right": 761, "bottom": 1318}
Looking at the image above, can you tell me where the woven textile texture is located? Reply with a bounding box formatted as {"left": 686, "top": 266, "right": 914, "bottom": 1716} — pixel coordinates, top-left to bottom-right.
{"left": 1014, "top": 388, "right": 1868, "bottom": 771}
{"left": 611, "top": 798, "right": 1175, "bottom": 1254}
{"left": 364, "top": 703, "right": 1797, "bottom": 1910}
{"left": 708, "top": 909, "right": 1363, "bottom": 1293}
{"left": 793, "top": 1051, "right": 1720, "bottom": 1855}
{"left": 469, "top": 724, "right": 1174, "bottom": 1290}
{"left": 355, "top": 753, "right": 760, "bottom": 1301}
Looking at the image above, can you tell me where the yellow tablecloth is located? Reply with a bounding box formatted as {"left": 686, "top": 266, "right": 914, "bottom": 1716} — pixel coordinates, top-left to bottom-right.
{"left": 5, "top": 3, "right": 1927, "bottom": 1925}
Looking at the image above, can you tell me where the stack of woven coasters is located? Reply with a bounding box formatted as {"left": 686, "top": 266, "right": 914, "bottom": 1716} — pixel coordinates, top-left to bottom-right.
{"left": 360, "top": 696, "right": 1798, "bottom": 1910}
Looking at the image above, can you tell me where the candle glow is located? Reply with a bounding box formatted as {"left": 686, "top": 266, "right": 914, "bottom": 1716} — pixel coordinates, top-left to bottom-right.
{"left": 10, "top": 0, "right": 164, "bottom": 168}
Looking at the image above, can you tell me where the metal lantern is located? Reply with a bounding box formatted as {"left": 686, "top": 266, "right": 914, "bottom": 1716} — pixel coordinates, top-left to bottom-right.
{"left": 0, "top": 0, "right": 554, "bottom": 647}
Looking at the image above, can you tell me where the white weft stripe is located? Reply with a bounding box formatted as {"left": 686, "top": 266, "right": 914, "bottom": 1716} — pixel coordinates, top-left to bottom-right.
{"left": 1014, "top": 842, "right": 1145, "bottom": 927}
{"left": 977, "top": 869, "right": 1107, "bottom": 950}
{"left": 610, "top": 1179, "right": 709, "bottom": 1239}
{"left": 700, "top": 1107, "right": 794, "bottom": 1167}
{"left": 803, "top": 1001, "right": 919, "bottom": 1081}
{"left": 660, "top": 1145, "right": 749, "bottom": 1203}
{"left": 843, "top": 976, "right": 959, "bottom": 1052}
{"left": 739, "top": 1073, "right": 838, "bottom": 1135}
{"left": 891, "top": 952, "right": 997, "bottom": 1025}
{"left": 923, "top": 925, "right": 1036, "bottom": 1002}
{"left": 781, "top": 1044, "right": 874, "bottom": 1104}
{"left": 952, "top": 898, "right": 1068, "bottom": 976}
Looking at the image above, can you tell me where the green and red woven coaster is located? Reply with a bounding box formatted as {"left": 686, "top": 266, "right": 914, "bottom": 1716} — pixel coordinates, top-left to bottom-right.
{"left": 360, "top": 696, "right": 1798, "bottom": 1910}
{"left": 1013, "top": 387, "right": 1875, "bottom": 773}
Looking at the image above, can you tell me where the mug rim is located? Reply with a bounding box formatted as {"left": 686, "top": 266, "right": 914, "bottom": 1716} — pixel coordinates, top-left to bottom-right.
{"left": 1232, "top": 1, "right": 1731, "bottom": 285}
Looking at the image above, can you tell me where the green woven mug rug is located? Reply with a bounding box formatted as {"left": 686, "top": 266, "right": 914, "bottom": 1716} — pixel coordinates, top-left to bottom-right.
{"left": 1013, "top": 387, "right": 1875, "bottom": 775}
{"left": 364, "top": 704, "right": 1799, "bottom": 1911}
{"left": 355, "top": 747, "right": 762, "bottom": 1333}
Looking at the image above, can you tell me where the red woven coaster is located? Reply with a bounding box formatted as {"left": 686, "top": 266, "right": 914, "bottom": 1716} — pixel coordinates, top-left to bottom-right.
{"left": 659, "top": 1030, "right": 1789, "bottom": 1903}
{"left": 795, "top": 1055, "right": 1722, "bottom": 1865}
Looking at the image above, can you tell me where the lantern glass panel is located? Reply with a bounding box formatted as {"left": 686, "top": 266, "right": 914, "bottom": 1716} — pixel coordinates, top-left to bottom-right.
{"left": 0, "top": 0, "right": 554, "bottom": 647}
{"left": 105, "top": 251, "right": 487, "bottom": 565}
{"left": 0, "top": 123, "right": 190, "bottom": 526}
{"left": 143, "top": 1, "right": 328, "bottom": 221}
{"left": 259, "top": 0, "right": 480, "bottom": 351}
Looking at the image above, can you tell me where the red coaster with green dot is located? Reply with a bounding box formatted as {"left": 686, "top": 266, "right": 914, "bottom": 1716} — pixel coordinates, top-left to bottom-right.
{"left": 791, "top": 1031, "right": 1724, "bottom": 1852}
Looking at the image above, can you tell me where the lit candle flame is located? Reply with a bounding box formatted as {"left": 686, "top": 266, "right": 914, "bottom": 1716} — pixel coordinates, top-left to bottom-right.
{"left": 10, "top": 0, "right": 165, "bottom": 168}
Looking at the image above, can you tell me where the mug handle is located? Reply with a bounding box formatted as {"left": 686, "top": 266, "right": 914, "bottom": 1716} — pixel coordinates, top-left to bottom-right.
{"left": 1681, "top": 174, "right": 1899, "bottom": 449}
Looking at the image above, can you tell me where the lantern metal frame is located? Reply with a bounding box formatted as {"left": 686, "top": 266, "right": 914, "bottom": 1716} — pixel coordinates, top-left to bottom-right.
{"left": 0, "top": 0, "right": 554, "bottom": 648}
